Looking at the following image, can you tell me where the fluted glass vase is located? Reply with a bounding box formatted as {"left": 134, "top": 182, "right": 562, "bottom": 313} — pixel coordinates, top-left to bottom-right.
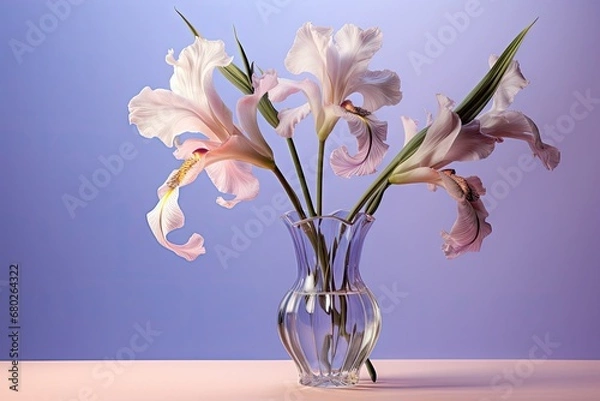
{"left": 277, "top": 210, "right": 381, "bottom": 388}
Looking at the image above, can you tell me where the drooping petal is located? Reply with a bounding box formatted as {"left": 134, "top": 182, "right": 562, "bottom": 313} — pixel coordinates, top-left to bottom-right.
{"left": 330, "top": 113, "right": 389, "bottom": 178}
{"left": 235, "top": 71, "right": 277, "bottom": 158}
{"left": 352, "top": 69, "right": 402, "bottom": 111}
{"left": 438, "top": 172, "right": 492, "bottom": 259}
{"left": 276, "top": 103, "right": 312, "bottom": 138}
{"left": 146, "top": 174, "right": 205, "bottom": 261}
{"left": 466, "top": 175, "right": 486, "bottom": 197}
{"left": 206, "top": 160, "right": 260, "bottom": 209}
{"left": 166, "top": 37, "right": 235, "bottom": 141}
{"left": 480, "top": 110, "right": 560, "bottom": 170}
{"left": 269, "top": 78, "right": 324, "bottom": 137}
{"left": 128, "top": 87, "right": 219, "bottom": 147}
{"left": 488, "top": 55, "right": 529, "bottom": 114}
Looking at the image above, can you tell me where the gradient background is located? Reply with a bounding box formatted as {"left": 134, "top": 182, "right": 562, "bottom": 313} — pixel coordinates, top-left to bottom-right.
{"left": 1, "top": 0, "right": 599, "bottom": 361}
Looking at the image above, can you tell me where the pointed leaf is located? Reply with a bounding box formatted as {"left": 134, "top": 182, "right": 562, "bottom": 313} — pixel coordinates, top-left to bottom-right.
{"left": 454, "top": 19, "right": 537, "bottom": 123}
{"left": 233, "top": 26, "right": 254, "bottom": 89}
{"left": 174, "top": 8, "right": 201, "bottom": 38}
{"left": 365, "top": 358, "right": 377, "bottom": 382}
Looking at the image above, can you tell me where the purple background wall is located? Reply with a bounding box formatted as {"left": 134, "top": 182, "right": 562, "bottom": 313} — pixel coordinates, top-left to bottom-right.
{"left": 1, "top": 0, "right": 599, "bottom": 361}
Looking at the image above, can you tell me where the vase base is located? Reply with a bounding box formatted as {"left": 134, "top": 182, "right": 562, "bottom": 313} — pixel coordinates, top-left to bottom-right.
{"left": 299, "top": 372, "right": 359, "bottom": 388}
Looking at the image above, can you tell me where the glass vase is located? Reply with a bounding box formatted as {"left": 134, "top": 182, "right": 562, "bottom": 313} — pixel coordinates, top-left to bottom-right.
{"left": 277, "top": 210, "right": 382, "bottom": 388}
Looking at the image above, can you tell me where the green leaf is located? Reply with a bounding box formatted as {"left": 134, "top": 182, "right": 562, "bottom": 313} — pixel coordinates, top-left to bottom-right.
{"left": 233, "top": 26, "right": 254, "bottom": 89}
{"left": 257, "top": 95, "right": 280, "bottom": 128}
{"left": 218, "top": 64, "right": 253, "bottom": 94}
{"left": 352, "top": 20, "right": 537, "bottom": 220}
{"left": 397, "top": 19, "right": 537, "bottom": 167}
{"left": 454, "top": 18, "right": 538, "bottom": 123}
{"left": 366, "top": 358, "right": 377, "bottom": 383}
{"left": 174, "top": 8, "right": 201, "bottom": 38}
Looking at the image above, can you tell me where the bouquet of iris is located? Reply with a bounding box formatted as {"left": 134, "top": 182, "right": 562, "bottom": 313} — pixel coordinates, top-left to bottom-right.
{"left": 127, "top": 13, "right": 559, "bottom": 387}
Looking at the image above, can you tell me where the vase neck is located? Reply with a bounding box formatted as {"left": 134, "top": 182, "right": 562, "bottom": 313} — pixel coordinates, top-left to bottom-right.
{"left": 281, "top": 210, "right": 374, "bottom": 292}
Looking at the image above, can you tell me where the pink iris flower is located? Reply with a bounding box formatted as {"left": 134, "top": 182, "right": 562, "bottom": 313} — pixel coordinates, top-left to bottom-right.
{"left": 268, "top": 22, "right": 402, "bottom": 177}
{"left": 390, "top": 57, "right": 560, "bottom": 258}
{"left": 128, "top": 37, "right": 276, "bottom": 261}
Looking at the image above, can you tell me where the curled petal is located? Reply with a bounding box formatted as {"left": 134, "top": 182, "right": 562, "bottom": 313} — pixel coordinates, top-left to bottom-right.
{"left": 269, "top": 78, "right": 324, "bottom": 137}
{"left": 276, "top": 103, "right": 312, "bottom": 138}
{"left": 166, "top": 37, "right": 235, "bottom": 140}
{"left": 353, "top": 69, "right": 402, "bottom": 111}
{"left": 480, "top": 110, "right": 560, "bottom": 170}
{"left": 466, "top": 176, "right": 486, "bottom": 196}
{"left": 330, "top": 113, "right": 389, "bottom": 178}
{"left": 488, "top": 55, "right": 529, "bottom": 114}
{"left": 236, "top": 71, "right": 278, "bottom": 158}
{"left": 206, "top": 161, "right": 260, "bottom": 209}
{"left": 128, "top": 87, "right": 216, "bottom": 147}
{"left": 146, "top": 181, "right": 205, "bottom": 261}
{"left": 438, "top": 172, "right": 492, "bottom": 259}
{"left": 441, "top": 197, "right": 492, "bottom": 259}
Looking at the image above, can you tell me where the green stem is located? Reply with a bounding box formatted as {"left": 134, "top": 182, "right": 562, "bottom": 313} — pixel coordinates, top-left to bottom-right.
{"left": 365, "top": 182, "right": 390, "bottom": 216}
{"left": 316, "top": 140, "right": 325, "bottom": 216}
{"left": 365, "top": 358, "right": 377, "bottom": 382}
{"left": 286, "top": 138, "right": 316, "bottom": 217}
{"left": 257, "top": 98, "right": 315, "bottom": 217}
{"left": 348, "top": 128, "right": 428, "bottom": 221}
{"left": 272, "top": 166, "right": 307, "bottom": 220}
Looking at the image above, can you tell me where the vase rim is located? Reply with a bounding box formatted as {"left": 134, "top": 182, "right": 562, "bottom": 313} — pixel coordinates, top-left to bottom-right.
{"left": 281, "top": 209, "right": 375, "bottom": 228}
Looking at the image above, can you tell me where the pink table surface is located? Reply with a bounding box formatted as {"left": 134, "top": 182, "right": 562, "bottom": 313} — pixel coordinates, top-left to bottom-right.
{"left": 1, "top": 359, "right": 599, "bottom": 401}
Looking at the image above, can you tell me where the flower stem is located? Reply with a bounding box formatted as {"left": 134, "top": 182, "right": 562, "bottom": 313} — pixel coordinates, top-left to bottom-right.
{"left": 286, "top": 138, "right": 316, "bottom": 217}
{"left": 257, "top": 97, "right": 315, "bottom": 217}
{"left": 316, "top": 140, "right": 325, "bottom": 216}
{"left": 365, "top": 358, "right": 377, "bottom": 382}
{"left": 348, "top": 128, "right": 428, "bottom": 222}
{"left": 272, "top": 165, "right": 307, "bottom": 220}
{"left": 365, "top": 182, "right": 390, "bottom": 216}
